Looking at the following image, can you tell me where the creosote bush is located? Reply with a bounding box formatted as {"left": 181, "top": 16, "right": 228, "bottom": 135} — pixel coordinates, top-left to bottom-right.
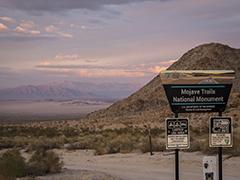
{"left": 0, "top": 149, "right": 63, "bottom": 178}
{"left": 0, "top": 149, "right": 26, "bottom": 178}
{"left": 26, "top": 150, "right": 63, "bottom": 176}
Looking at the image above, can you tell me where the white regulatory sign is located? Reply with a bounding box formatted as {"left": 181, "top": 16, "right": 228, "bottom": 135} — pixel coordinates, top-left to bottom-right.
{"left": 209, "top": 116, "right": 233, "bottom": 147}
{"left": 166, "top": 118, "right": 190, "bottom": 149}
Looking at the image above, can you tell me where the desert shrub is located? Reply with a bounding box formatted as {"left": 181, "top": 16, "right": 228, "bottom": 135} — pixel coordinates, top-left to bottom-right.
{"left": 94, "top": 133, "right": 143, "bottom": 155}
{"left": 152, "top": 138, "right": 165, "bottom": 152}
{"left": 0, "top": 175, "right": 15, "bottom": 180}
{"left": 0, "top": 126, "right": 18, "bottom": 137}
{"left": 106, "top": 142, "right": 120, "bottom": 154}
{"left": 93, "top": 131, "right": 134, "bottom": 155}
{"left": 0, "top": 126, "right": 60, "bottom": 138}
{"left": 91, "top": 135, "right": 108, "bottom": 155}
{"left": 150, "top": 128, "right": 164, "bottom": 136}
{"left": 137, "top": 136, "right": 151, "bottom": 153}
{"left": 0, "top": 138, "right": 15, "bottom": 149}
{"left": 1, "top": 136, "right": 67, "bottom": 152}
{"left": 21, "top": 127, "right": 59, "bottom": 138}
{"left": 81, "top": 131, "right": 167, "bottom": 155}
{"left": 65, "top": 141, "right": 90, "bottom": 150}
{"left": 43, "top": 127, "right": 60, "bottom": 138}
{"left": 62, "top": 127, "right": 80, "bottom": 137}
{"left": 114, "top": 128, "right": 129, "bottom": 135}
{"left": 65, "top": 134, "right": 106, "bottom": 152}
{"left": 28, "top": 136, "right": 63, "bottom": 151}
{"left": 14, "top": 136, "right": 32, "bottom": 149}
{"left": 106, "top": 135, "right": 133, "bottom": 154}
{"left": 94, "top": 143, "right": 108, "bottom": 155}
{"left": 137, "top": 137, "right": 165, "bottom": 153}
{"left": 26, "top": 150, "right": 63, "bottom": 176}
{"left": 0, "top": 149, "right": 26, "bottom": 178}
{"left": 118, "top": 135, "right": 135, "bottom": 153}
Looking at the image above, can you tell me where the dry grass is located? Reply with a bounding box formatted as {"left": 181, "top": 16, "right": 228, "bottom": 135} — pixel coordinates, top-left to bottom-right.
{"left": 1, "top": 125, "right": 240, "bottom": 156}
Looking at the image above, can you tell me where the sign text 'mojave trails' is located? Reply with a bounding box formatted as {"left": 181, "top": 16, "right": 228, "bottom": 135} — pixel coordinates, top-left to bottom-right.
{"left": 163, "top": 84, "right": 232, "bottom": 113}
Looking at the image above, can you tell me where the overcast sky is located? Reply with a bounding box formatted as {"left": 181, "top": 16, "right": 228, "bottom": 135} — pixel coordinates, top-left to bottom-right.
{"left": 0, "top": 0, "right": 240, "bottom": 88}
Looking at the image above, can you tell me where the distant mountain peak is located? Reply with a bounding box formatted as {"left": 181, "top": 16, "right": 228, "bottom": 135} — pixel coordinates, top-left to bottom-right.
{"left": 168, "top": 42, "right": 240, "bottom": 72}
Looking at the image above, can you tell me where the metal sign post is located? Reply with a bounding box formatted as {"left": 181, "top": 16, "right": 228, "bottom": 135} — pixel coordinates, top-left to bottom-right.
{"left": 219, "top": 146, "right": 222, "bottom": 180}
{"left": 218, "top": 112, "right": 222, "bottom": 180}
{"left": 175, "top": 113, "right": 179, "bottom": 180}
{"left": 166, "top": 114, "right": 189, "bottom": 180}
{"left": 175, "top": 148, "right": 179, "bottom": 180}
{"left": 148, "top": 128, "right": 153, "bottom": 156}
{"left": 209, "top": 113, "right": 233, "bottom": 180}
{"left": 218, "top": 111, "right": 223, "bottom": 180}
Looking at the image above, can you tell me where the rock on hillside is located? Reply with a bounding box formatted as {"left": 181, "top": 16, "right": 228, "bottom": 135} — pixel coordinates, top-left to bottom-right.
{"left": 86, "top": 43, "right": 240, "bottom": 129}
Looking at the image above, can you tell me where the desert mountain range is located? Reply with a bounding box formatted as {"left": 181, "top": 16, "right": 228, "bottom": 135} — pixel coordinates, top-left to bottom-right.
{"left": 84, "top": 43, "right": 240, "bottom": 129}
{"left": 0, "top": 82, "right": 141, "bottom": 101}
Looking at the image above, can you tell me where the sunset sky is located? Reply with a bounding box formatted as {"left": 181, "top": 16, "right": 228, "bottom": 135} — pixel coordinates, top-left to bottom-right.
{"left": 0, "top": 0, "right": 240, "bottom": 88}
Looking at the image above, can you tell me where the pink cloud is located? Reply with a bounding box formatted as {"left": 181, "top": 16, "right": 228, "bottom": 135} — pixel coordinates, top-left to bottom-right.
{"left": 45, "top": 25, "right": 58, "bottom": 33}
{"left": 0, "top": 16, "right": 16, "bottom": 23}
{"left": 19, "top": 20, "right": 36, "bottom": 29}
{"left": 42, "top": 53, "right": 97, "bottom": 64}
{"left": 159, "top": 59, "right": 177, "bottom": 67}
{"left": 0, "top": 23, "right": 8, "bottom": 32}
{"left": 45, "top": 24, "right": 73, "bottom": 38}
{"left": 36, "top": 53, "right": 177, "bottom": 79}
{"left": 55, "top": 54, "right": 80, "bottom": 61}
{"left": 14, "top": 20, "right": 41, "bottom": 35}
{"left": 77, "top": 69, "right": 146, "bottom": 78}
{"left": 148, "top": 66, "right": 166, "bottom": 73}
{"left": 29, "top": 30, "right": 41, "bottom": 35}
{"left": 15, "top": 26, "right": 27, "bottom": 33}
{"left": 58, "top": 32, "right": 73, "bottom": 38}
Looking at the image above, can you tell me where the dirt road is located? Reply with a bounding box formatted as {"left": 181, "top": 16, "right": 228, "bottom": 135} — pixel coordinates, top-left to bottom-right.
{"left": 53, "top": 150, "right": 240, "bottom": 180}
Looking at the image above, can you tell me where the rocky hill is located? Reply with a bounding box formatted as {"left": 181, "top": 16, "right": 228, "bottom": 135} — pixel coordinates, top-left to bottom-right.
{"left": 85, "top": 43, "right": 240, "bottom": 129}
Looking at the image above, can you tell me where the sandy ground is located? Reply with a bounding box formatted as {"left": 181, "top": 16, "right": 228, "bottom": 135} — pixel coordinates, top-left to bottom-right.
{"left": 35, "top": 169, "right": 120, "bottom": 180}
{"left": 41, "top": 150, "right": 240, "bottom": 180}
